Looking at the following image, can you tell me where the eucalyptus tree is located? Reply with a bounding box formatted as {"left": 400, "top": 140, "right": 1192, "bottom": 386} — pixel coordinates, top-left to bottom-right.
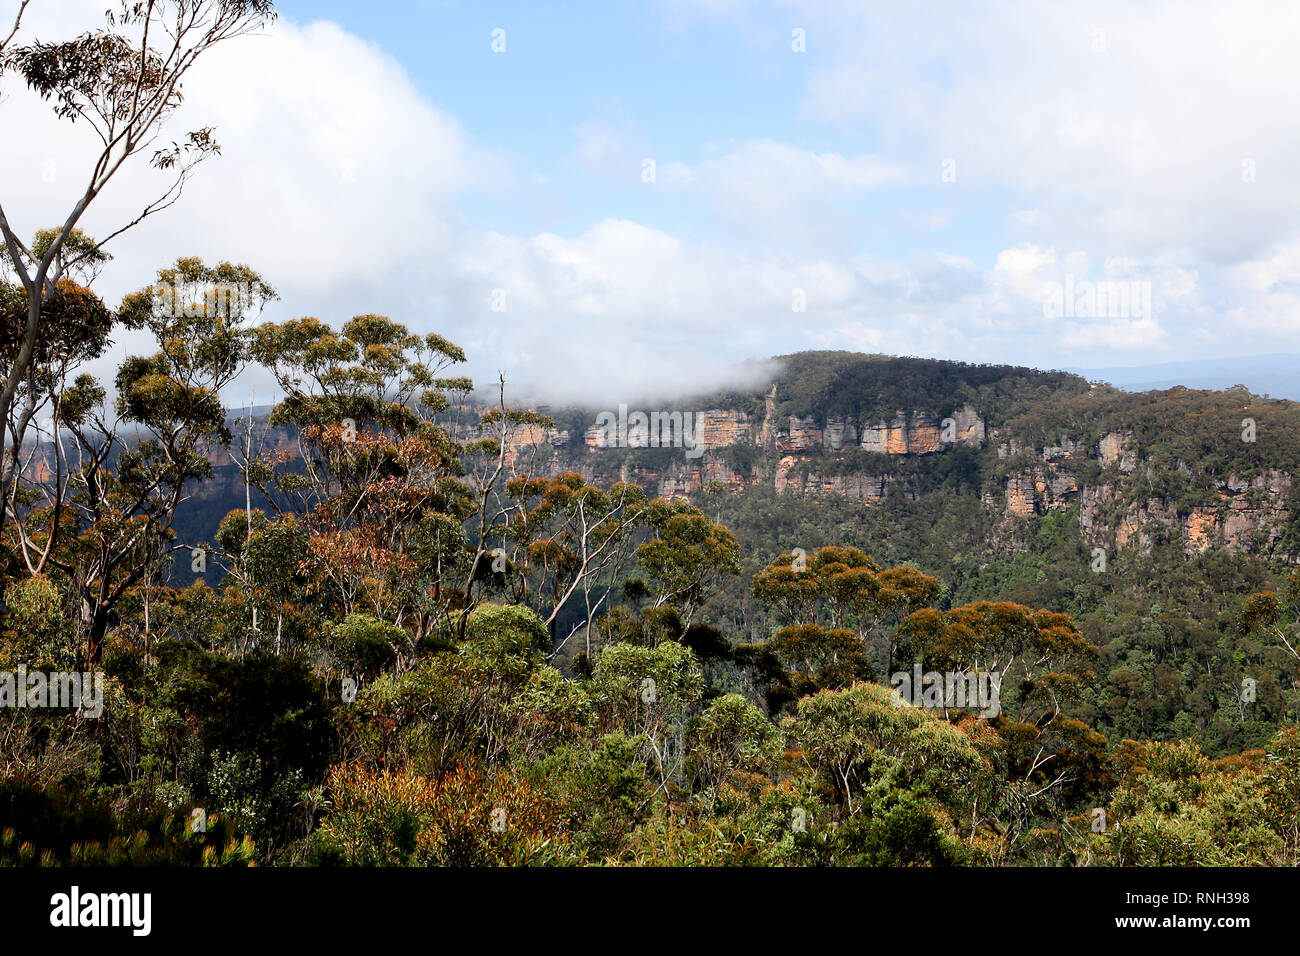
{"left": 0, "top": 0, "right": 277, "bottom": 502}
{"left": 22, "top": 257, "right": 274, "bottom": 661}
{"left": 249, "top": 314, "right": 476, "bottom": 635}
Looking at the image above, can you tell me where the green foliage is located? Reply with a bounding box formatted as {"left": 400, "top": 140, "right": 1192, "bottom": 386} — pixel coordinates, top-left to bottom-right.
{"left": 587, "top": 640, "right": 705, "bottom": 736}
{"left": 9, "top": 329, "right": 1300, "bottom": 868}
{"left": 464, "top": 602, "right": 549, "bottom": 655}
{"left": 322, "top": 614, "right": 402, "bottom": 680}
{"left": 686, "top": 693, "right": 780, "bottom": 801}
{"left": 787, "top": 682, "right": 992, "bottom": 817}
{"left": 1086, "top": 738, "right": 1290, "bottom": 865}
{"left": 526, "top": 734, "right": 653, "bottom": 860}
{"left": 1, "top": 574, "right": 73, "bottom": 669}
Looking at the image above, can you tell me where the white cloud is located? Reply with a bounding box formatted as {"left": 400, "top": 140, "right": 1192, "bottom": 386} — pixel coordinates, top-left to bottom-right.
{"left": 796, "top": 1, "right": 1300, "bottom": 264}
{"left": 7, "top": 0, "right": 1300, "bottom": 407}
{"left": 573, "top": 120, "right": 645, "bottom": 178}
{"left": 1, "top": 3, "right": 507, "bottom": 398}
{"left": 1, "top": 6, "right": 502, "bottom": 294}
{"left": 1062, "top": 318, "right": 1167, "bottom": 351}
{"left": 659, "top": 139, "right": 907, "bottom": 238}
{"left": 809, "top": 320, "right": 884, "bottom": 351}
{"left": 447, "top": 218, "right": 867, "bottom": 401}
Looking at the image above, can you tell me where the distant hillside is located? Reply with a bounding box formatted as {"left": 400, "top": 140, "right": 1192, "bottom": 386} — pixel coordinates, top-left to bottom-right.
{"left": 155, "top": 351, "right": 1300, "bottom": 570}
{"left": 1069, "top": 353, "right": 1300, "bottom": 401}
{"left": 463, "top": 351, "right": 1299, "bottom": 562}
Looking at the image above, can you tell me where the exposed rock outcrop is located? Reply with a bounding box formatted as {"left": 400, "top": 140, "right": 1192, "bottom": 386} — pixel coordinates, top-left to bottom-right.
{"left": 775, "top": 456, "right": 905, "bottom": 503}
{"left": 1098, "top": 430, "right": 1138, "bottom": 472}
{"left": 1079, "top": 469, "right": 1292, "bottom": 557}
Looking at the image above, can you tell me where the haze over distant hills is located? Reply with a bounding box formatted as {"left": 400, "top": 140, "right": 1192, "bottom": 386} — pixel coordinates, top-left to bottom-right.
{"left": 504, "top": 352, "right": 1298, "bottom": 409}
{"left": 1067, "top": 354, "right": 1300, "bottom": 400}
{"left": 223, "top": 351, "right": 1298, "bottom": 422}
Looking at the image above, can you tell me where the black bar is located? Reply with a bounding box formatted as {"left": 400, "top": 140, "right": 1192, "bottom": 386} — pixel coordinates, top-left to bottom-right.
{"left": 0, "top": 866, "right": 1284, "bottom": 943}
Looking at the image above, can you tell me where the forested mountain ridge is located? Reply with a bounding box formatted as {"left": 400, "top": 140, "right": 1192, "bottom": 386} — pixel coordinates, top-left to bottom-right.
{"left": 461, "top": 351, "right": 1300, "bottom": 762}
{"left": 457, "top": 351, "right": 1300, "bottom": 563}
{"left": 55, "top": 350, "right": 1300, "bottom": 568}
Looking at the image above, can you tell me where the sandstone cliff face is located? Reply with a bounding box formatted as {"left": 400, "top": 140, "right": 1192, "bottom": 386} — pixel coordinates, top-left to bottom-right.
{"left": 91, "top": 385, "right": 1290, "bottom": 567}
{"left": 774, "top": 456, "right": 904, "bottom": 503}
{"left": 698, "top": 410, "right": 755, "bottom": 448}
{"left": 519, "top": 451, "right": 757, "bottom": 501}
{"left": 859, "top": 420, "right": 907, "bottom": 454}
{"left": 504, "top": 423, "right": 569, "bottom": 465}
{"left": 761, "top": 403, "right": 986, "bottom": 457}
{"left": 582, "top": 410, "right": 755, "bottom": 451}
{"left": 950, "top": 404, "right": 986, "bottom": 447}
{"left": 1005, "top": 476, "right": 1036, "bottom": 517}
{"left": 822, "top": 417, "right": 858, "bottom": 451}
{"left": 857, "top": 406, "right": 984, "bottom": 455}
{"left": 653, "top": 454, "right": 755, "bottom": 498}
{"left": 519, "top": 391, "right": 989, "bottom": 512}
{"left": 758, "top": 385, "right": 780, "bottom": 449}
{"left": 749, "top": 403, "right": 986, "bottom": 508}
{"left": 1001, "top": 471, "right": 1081, "bottom": 516}
{"left": 990, "top": 421, "right": 1294, "bottom": 558}
{"left": 774, "top": 415, "right": 822, "bottom": 454}
{"left": 1076, "top": 470, "right": 1293, "bottom": 557}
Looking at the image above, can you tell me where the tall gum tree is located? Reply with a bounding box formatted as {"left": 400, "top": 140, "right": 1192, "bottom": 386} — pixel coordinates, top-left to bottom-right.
{"left": 0, "top": 0, "right": 276, "bottom": 505}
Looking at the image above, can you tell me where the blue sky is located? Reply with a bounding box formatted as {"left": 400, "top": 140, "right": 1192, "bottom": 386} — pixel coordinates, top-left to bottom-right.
{"left": 5, "top": 0, "right": 1300, "bottom": 403}
{"left": 271, "top": 0, "right": 1007, "bottom": 261}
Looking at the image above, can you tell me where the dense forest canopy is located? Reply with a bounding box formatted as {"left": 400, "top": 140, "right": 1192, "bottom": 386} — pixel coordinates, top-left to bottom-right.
{"left": 762, "top": 351, "right": 1093, "bottom": 427}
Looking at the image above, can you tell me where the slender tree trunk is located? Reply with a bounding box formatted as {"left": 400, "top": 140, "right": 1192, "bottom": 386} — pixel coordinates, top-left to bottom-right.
{"left": 245, "top": 401, "right": 259, "bottom": 637}
{"left": 143, "top": 567, "right": 151, "bottom": 666}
